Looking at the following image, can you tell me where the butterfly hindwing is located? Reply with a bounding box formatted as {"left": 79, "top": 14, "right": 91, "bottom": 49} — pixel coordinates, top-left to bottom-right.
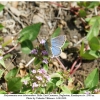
{"left": 51, "top": 35, "right": 66, "bottom": 47}
{"left": 51, "top": 46, "right": 61, "bottom": 57}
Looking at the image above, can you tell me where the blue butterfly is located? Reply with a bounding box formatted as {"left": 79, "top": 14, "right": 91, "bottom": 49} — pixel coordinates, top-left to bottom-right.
{"left": 45, "top": 35, "right": 66, "bottom": 58}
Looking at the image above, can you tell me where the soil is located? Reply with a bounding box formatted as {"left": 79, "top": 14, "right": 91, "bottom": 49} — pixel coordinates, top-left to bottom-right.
{"left": 0, "top": 1, "right": 100, "bottom": 92}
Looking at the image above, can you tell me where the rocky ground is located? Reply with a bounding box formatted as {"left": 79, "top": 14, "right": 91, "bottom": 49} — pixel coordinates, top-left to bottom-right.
{"left": 0, "top": 1, "right": 100, "bottom": 92}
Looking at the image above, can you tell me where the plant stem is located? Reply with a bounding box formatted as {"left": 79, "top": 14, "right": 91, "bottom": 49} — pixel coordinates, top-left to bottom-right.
{"left": 3, "top": 43, "right": 19, "bottom": 56}
{"left": 25, "top": 57, "right": 35, "bottom": 67}
{"left": 70, "top": 59, "right": 82, "bottom": 75}
{"left": 49, "top": 2, "right": 64, "bottom": 7}
{"left": 70, "top": 57, "right": 82, "bottom": 75}
{"left": 55, "top": 57, "right": 66, "bottom": 70}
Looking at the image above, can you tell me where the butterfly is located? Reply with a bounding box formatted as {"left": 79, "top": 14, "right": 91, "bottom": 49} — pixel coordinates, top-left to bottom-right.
{"left": 45, "top": 35, "right": 66, "bottom": 58}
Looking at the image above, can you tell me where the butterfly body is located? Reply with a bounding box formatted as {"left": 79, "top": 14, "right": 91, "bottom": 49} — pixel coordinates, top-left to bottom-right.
{"left": 45, "top": 35, "right": 66, "bottom": 58}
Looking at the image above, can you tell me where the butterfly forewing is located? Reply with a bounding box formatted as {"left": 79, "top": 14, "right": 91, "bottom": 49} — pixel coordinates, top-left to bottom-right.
{"left": 51, "top": 35, "right": 66, "bottom": 47}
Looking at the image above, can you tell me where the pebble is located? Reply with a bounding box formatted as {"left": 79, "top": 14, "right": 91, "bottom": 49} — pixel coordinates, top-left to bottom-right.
{"left": 70, "top": 2, "right": 79, "bottom": 7}
{"left": 58, "top": 24, "right": 63, "bottom": 29}
{"left": 60, "top": 20, "right": 66, "bottom": 26}
{"left": 53, "top": 61, "right": 59, "bottom": 67}
{"left": 11, "top": 1, "right": 18, "bottom": 8}
{"left": 39, "top": 2, "right": 49, "bottom": 8}
{"left": 68, "top": 42, "right": 73, "bottom": 48}
{"left": 19, "top": 62, "right": 25, "bottom": 68}
{"left": 9, "top": 7, "right": 21, "bottom": 17}
{"left": 50, "top": 2, "right": 58, "bottom": 8}
{"left": 18, "top": 6, "right": 22, "bottom": 11}
{"left": 4, "top": 47, "right": 10, "bottom": 51}
{"left": 49, "top": 63, "right": 53, "bottom": 67}
{"left": 20, "top": 69, "right": 27, "bottom": 77}
{"left": 4, "top": 36, "right": 13, "bottom": 46}
{"left": 60, "top": 52, "right": 67, "bottom": 59}
{"left": 72, "top": 39, "right": 77, "bottom": 43}
{"left": 2, "top": 19, "right": 15, "bottom": 31}
{"left": 2, "top": 28, "right": 8, "bottom": 33}
{"left": 48, "top": 21, "right": 52, "bottom": 29}
{"left": 73, "top": 35, "right": 78, "bottom": 39}
{"left": 32, "top": 15, "right": 45, "bottom": 24}
{"left": 0, "top": 11, "right": 3, "bottom": 17}
{"left": 0, "top": 1, "right": 8, "bottom": 5}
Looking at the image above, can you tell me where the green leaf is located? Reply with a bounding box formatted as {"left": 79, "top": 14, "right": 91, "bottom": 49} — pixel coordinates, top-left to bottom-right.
{"left": 89, "top": 37, "right": 100, "bottom": 50}
{"left": 18, "top": 23, "right": 42, "bottom": 42}
{"left": 60, "top": 84, "right": 71, "bottom": 94}
{"left": 85, "top": 17, "right": 91, "bottom": 23}
{"left": 5, "top": 68, "right": 18, "bottom": 81}
{"left": 0, "top": 90, "right": 7, "bottom": 94}
{"left": 21, "top": 74, "right": 30, "bottom": 84}
{"left": 80, "top": 39, "right": 100, "bottom": 60}
{"left": 79, "top": 10, "right": 87, "bottom": 17}
{"left": 62, "top": 41, "right": 69, "bottom": 51}
{"left": 87, "top": 16, "right": 100, "bottom": 26}
{"left": 84, "top": 68, "right": 99, "bottom": 88}
{"left": 51, "top": 77, "right": 60, "bottom": 84}
{"left": 7, "top": 77, "right": 22, "bottom": 92}
{"left": 46, "top": 82, "right": 55, "bottom": 92}
{"left": 0, "top": 36, "right": 3, "bottom": 41}
{"left": 0, "top": 4, "right": 4, "bottom": 11}
{"left": 20, "top": 88, "right": 32, "bottom": 94}
{"left": 81, "top": 50, "right": 99, "bottom": 60}
{"left": 0, "top": 24, "right": 4, "bottom": 30}
{"left": 80, "top": 42, "right": 84, "bottom": 56}
{"left": 79, "top": 90, "right": 87, "bottom": 94}
{"left": 34, "top": 58, "right": 41, "bottom": 65}
{"left": 56, "top": 79, "right": 64, "bottom": 86}
{"left": 50, "top": 73, "right": 63, "bottom": 79}
{"left": 0, "top": 69, "right": 4, "bottom": 78}
{"left": 2, "top": 39, "right": 12, "bottom": 48}
{"left": 50, "top": 73, "right": 63, "bottom": 87}
{"left": 87, "top": 18, "right": 100, "bottom": 41}
{"left": 77, "top": 2, "right": 100, "bottom": 8}
{"left": 40, "top": 87, "right": 45, "bottom": 94}
{"left": 3, "top": 54, "right": 12, "bottom": 60}
{"left": 43, "top": 64, "right": 48, "bottom": 71}
{"left": 21, "top": 40, "right": 33, "bottom": 54}
{"left": 87, "top": 2, "right": 100, "bottom": 8}
{"left": 51, "top": 27, "right": 61, "bottom": 38}
{"left": 77, "top": 2, "right": 90, "bottom": 7}
{"left": 0, "top": 58, "right": 6, "bottom": 68}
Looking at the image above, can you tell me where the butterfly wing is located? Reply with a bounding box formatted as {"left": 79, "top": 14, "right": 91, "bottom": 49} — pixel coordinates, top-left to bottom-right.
{"left": 44, "top": 35, "right": 66, "bottom": 58}
{"left": 51, "top": 46, "right": 61, "bottom": 57}
{"left": 51, "top": 35, "right": 66, "bottom": 47}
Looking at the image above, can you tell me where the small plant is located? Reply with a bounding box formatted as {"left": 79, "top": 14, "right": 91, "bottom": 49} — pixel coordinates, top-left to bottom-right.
{"left": 72, "top": 68, "right": 99, "bottom": 94}
{"left": 70, "top": 4, "right": 100, "bottom": 75}
{"left": 0, "top": 4, "right": 4, "bottom": 30}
